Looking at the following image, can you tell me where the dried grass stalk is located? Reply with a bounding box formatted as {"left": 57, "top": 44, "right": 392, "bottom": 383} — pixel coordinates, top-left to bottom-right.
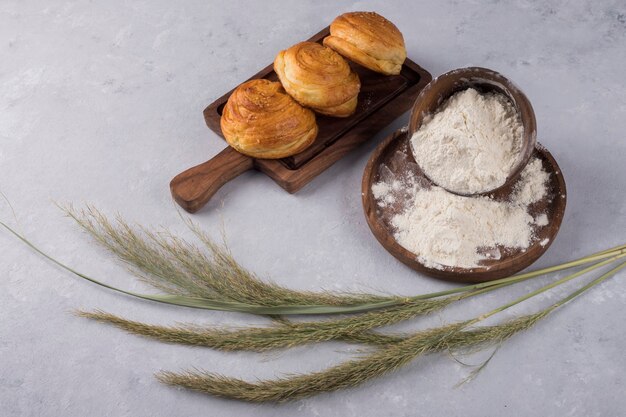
{"left": 1, "top": 206, "right": 624, "bottom": 402}
{"left": 156, "top": 313, "right": 546, "bottom": 402}
{"left": 76, "top": 296, "right": 455, "bottom": 351}
{"left": 156, "top": 261, "right": 625, "bottom": 402}
{"left": 65, "top": 205, "right": 393, "bottom": 307}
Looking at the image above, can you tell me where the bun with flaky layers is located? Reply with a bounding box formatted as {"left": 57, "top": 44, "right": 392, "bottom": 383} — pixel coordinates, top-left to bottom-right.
{"left": 323, "top": 11, "right": 406, "bottom": 76}
{"left": 220, "top": 79, "right": 318, "bottom": 159}
{"left": 274, "top": 41, "right": 361, "bottom": 117}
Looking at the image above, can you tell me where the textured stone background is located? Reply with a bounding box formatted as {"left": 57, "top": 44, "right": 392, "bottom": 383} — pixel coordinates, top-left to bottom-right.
{"left": 1, "top": 1, "right": 625, "bottom": 416}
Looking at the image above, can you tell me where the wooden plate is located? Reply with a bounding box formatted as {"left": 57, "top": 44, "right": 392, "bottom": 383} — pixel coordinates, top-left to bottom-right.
{"left": 170, "top": 27, "right": 432, "bottom": 213}
{"left": 362, "top": 128, "right": 567, "bottom": 283}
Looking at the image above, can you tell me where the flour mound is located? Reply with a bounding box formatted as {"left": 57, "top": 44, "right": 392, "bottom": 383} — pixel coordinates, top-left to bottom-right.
{"left": 373, "top": 157, "right": 550, "bottom": 269}
{"left": 410, "top": 88, "right": 523, "bottom": 194}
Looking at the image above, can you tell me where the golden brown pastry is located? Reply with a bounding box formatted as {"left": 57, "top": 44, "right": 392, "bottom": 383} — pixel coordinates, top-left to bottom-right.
{"left": 323, "top": 12, "right": 406, "bottom": 76}
{"left": 220, "top": 79, "right": 318, "bottom": 159}
{"left": 274, "top": 42, "right": 360, "bottom": 117}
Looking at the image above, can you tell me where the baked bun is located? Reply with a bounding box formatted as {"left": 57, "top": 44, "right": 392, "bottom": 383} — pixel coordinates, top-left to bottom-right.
{"left": 274, "top": 42, "right": 360, "bottom": 117}
{"left": 220, "top": 79, "right": 318, "bottom": 159}
{"left": 323, "top": 12, "right": 406, "bottom": 76}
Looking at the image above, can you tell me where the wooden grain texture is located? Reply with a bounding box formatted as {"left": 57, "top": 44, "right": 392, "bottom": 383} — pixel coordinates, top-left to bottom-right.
{"left": 407, "top": 67, "right": 537, "bottom": 196}
{"left": 362, "top": 128, "right": 567, "bottom": 283}
{"left": 170, "top": 26, "right": 431, "bottom": 212}
{"left": 170, "top": 147, "right": 253, "bottom": 213}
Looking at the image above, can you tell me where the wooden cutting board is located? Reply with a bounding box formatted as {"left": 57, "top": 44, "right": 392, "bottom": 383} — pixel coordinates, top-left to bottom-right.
{"left": 170, "top": 27, "right": 432, "bottom": 213}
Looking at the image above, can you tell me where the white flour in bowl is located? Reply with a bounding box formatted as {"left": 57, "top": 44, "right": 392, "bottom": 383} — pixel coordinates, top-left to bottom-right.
{"left": 372, "top": 156, "right": 550, "bottom": 269}
{"left": 411, "top": 88, "right": 523, "bottom": 194}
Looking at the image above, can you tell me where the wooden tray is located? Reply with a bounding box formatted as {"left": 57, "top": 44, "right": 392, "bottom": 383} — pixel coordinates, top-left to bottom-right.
{"left": 170, "top": 27, "right": 432, "bottom": 213}
{"left": 362, "top": 128, "right": 567, "bottom": 283}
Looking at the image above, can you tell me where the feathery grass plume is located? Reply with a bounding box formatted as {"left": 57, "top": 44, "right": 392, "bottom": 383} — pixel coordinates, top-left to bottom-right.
{"left": 155, "top": 315, "right": 541, "bottom": 402}
{"left": 64, "top": 205, "right": 396, "bottom": 307}
{"left": 344, "top": 295, "right": 550, "bottom": 348}
{"left": 76, "top": 283, "right": 513, "bottom": 351}
{"left": 76, "top": 296, "right": 457, "bottom": 351}
{"left": 157, "top": 313, "right": 548, "bottom": 402}
{"left": 156, "top": 260, "right": 625, "bottom": 402}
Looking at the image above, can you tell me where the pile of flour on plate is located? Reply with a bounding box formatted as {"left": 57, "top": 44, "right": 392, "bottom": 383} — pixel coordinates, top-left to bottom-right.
{"left": 371, "top": 155, "right": 551, "bottom": 270}
{"left": 411, "top": 88, "right": 523, "bottom": 194}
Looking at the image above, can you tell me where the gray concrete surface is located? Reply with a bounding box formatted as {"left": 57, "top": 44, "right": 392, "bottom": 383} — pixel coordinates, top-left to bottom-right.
{"left": 1, "top": 1, "right": 625, "bottom": 416}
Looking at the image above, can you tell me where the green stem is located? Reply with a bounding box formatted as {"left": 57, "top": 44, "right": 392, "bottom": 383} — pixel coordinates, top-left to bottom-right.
{"left": 547, "top": 261, "right": 626, "bottom": 310}
{"left": 472, "top": 254, "right": 625, "bottom": 323}
{"left": 408, "top": 246, "right": 626, "bottom": 302}
{"left": 590, "top": 244, "right": 626, "bottom": 256}
{"left": 348, "top": 255, "right": 625, "bottom": 346}
{"left": 448, "top": 260, "right": 626, "bottom": 382}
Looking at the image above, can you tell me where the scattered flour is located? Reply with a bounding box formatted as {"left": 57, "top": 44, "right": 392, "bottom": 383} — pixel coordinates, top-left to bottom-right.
{"left": 410, "top": 88, "right": 523, "bottom": 194}
{"left": 513, "top": 158, "right": 550, "bottom": 205}
{"left": 372, "top": 157, "right": 551, "bottom": 269}
{"left": 371, "top": 182, "right": 391, "bottom": 200}
{"left": 371, "top": 179, "right": 403, "bottom": 207}
{"left": 535, "top": 213, "right": 549, "bottom": 227}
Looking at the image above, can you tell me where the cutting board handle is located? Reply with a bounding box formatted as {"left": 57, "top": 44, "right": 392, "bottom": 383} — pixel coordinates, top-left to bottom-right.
{"left": 170, "top": 147, "right": 254, "bottom": 213}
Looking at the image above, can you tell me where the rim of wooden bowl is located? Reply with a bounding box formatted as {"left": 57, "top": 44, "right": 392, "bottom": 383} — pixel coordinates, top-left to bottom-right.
{"left": 407, "top": 66, "right": 538, "bottom": 197}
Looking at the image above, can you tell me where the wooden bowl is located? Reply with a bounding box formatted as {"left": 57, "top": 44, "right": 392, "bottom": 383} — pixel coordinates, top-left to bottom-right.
{"left": 361, "top": 128, "right": 566, "bottom": 283}
{"left": 407, "top": 67, "right": 537, "bottom": 196}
